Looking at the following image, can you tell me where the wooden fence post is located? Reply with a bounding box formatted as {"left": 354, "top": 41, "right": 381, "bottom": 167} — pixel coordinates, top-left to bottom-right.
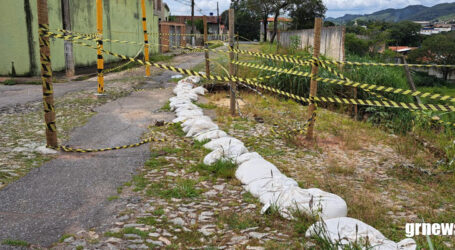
{"left": 306, "top": 17, "right": 323, "bottom": 141}
{"left": 402, "top": 56, "right": 422, "bottom": 104}
{"left": 62, "top": 0, "right": 75, "bottom": 77}
{"left": 229, "top": 9, "right": 236, "bottom": 116}
{"left": 141, "top": 0, "right": 150, "bottom": 77}
{"left": 203, "top": 16, "right": 210, "bottom": 78}
{"left": 96, "top": 0, "right": 104, "bottom": 94}
{"left": 37, "top": 0, "right": 58, "bottom": 147}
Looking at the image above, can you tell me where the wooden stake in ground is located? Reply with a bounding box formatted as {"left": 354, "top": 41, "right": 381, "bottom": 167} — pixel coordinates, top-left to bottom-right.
{"left": 306, "top": 17, "right": 323, "bottom": 140}
{"left": 96, "top": 0, "right": 104, "bottom": 94}
{"left": 402, "top": 56, "right": 422, "bottom": 105}
{"left": 229, "top": 8, "right": 236, "bottom": 116}
{"left": 37, "top": 0, "right": 58, "bottom": 147}
{"left": 62, "top": 0, "right": 75, "bottom": 77}
{"left": 203, "top": 16, "right": 210, "bottom": 78}
{"left": 141, "top": 0, "right": 151, "bottom": 77}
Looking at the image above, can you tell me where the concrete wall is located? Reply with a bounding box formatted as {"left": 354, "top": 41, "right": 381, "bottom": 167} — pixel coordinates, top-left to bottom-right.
{"left": 0, "top": 0, "right": 159, "bottom": 76}
{"left": 267, "top": 26, "right": 346, "bottom": 61}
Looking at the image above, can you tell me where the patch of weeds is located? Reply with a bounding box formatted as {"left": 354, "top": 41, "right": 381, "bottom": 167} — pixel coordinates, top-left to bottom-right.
{"left": 107, "top": 195, "right": 119, "bottom": 201}
{"left": 1, "top": 239, "right": 30, "bottom": 247}
{"left": 2, "top": 79, "right": 16, "bottom": 85}
{"left": 117, "top": 186, "right": 123, "bottom": 194}
{"left": 219, "top": 212, "right": 259, "bottom": 230}
{"left": 59, "top": 234, "right": 74, "bottom": 242}
{"left": 169, "top": 122, "right": 185, "bottom": 137}
{"left": 192, "top": 139, "right": 210, "bottom": 149}
{"left": 292, "top": 210, "right": 318, "bottom": 236}
{"left": 327, "top": 163, "right": 355, "bottom": 176}
{"left": 161, "top": 101, "right": 171, "bottom": 111}
{"left": 122, "top": 227, "right": 148, "bottom": 238}
{"left": 146, "top": 182, "right": 165, "bottom": 196}
{"left": 174, "top": 231, "right": 204, "bottom": 246}
{"left": 194, "top": 102, "right": 217, "bottom": 110}
{"left": 162, "top": 146, "right": 183, "bottom": 154}
{"left": 242, "top": 192, "right": 257, "bottom": 204}
{"left": 194, "top": 160, "right": 237, "bottom": 179}
{"left": 137, "top": 216, "right": 157, "bottom": 225}
{"left": 152, "top": 207, "right": 165, "bottom": 216}
{"left": 145, "top": 157, "right": 168, "bottom": 169}
{"left": 233, "top": 122, "right": 249, "bottom": 131}
{"left": 132, "top": 174, "right": 148, "bottom": 192}
{"left": 76, "top": 246, "right": 84, "bottom": 250}
{"left": 104, "top": 231, "right": 123, "bottom": 238}
{"left": 158, "top": 179, "right": 200, "bottom": 199}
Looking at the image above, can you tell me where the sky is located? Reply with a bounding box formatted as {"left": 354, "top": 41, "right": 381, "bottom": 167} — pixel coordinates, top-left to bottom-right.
{"left": 164, "top": 0, "right": 455, "bottom": 18}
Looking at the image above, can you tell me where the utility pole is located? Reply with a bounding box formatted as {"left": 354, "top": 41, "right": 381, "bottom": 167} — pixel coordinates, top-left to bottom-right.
{"left": 191, "top": 0, "right": 195, "bottom": 46}
{"left": 203, "top": 16, "right": 210, "bottom": 78}
{"left": 96, "top": 0, "right": 104, "bottom": 94}
{"left": 229, "top": 8, "right": 236, "bottom": 116}
{"left": 61, "top": 0, "right": 74, "bottom": 77}
{"left": 306, "top": 17, "right": 322, "bottom": 141}
{"left": 37, "top": 0, "right": 58, "bottom": 147}
{"left": 217, "top": 2, "right": 220, "bottom": 39}
{"left": 141, "top": 0, "right": 150, "bottom": 77}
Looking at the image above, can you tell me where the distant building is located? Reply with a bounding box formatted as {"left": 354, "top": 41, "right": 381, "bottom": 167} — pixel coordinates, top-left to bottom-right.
{"left": 172, "top": 15, "right": 220, "bottom": 34}
{"left": 259, "top": 17, "right": 292, "bottom": 42}
{"left": 419, "top": 23, "right": 454, "bottom": 35}
{"left": 413, "top": 21, "right": 431, "bottom": 27}
{"left": 388, "top": 46, "right": 418, "bottom": 55}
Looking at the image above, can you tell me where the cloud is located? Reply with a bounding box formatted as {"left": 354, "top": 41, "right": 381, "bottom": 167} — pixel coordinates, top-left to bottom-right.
{"left": 324, "top": 0, "right": 455, "bottom": 17}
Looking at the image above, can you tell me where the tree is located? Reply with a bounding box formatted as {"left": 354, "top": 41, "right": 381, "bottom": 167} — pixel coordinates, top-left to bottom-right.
{"left": 409, "top": 33, "right": 455, "bottom": 80}
{"left": 289, "top": 0, "right": 326, "bottom": 30}
{"left": 388, "top": 21, "right": 422, "bottom": 46}
{"left": 231, "top": 0, "right": 261, "bottom": 41}
{"left": 269, "top": 0, "right": 296, "bottom": 43}
{"left": 247, "top": 0, "right": 274, "bottom": 41}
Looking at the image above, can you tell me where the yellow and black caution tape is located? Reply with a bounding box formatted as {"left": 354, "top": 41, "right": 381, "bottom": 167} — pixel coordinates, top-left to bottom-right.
{"left": 233, "top": 60, "right": 455, "bottom": 105}
{"left": 56, "top": 28, "right": 97, "bottom": 38}
{"left": 309, "top": 57, "right": 455, "bottom": 69}
{"left": 47, "top": 137, "right": 166, "bottom": 153}
{"left": 38, "top": 24, "right": 57, "bottom": 133}
{"left": 50, "top": 34, "right": 454, "bottom": 112}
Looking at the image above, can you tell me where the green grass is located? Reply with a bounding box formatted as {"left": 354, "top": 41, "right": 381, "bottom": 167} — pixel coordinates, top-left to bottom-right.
{"left": 132, "top": 174, "right": 148, "bottom": 192}
{"left": 1, "top": 239, "right": 30, "bottom": 247}
{"left": 193, "top": 160, "right": 237, "bottom": 179}
{"left": 59, "top": 234, "right": 74, "bottom": 243}
{"left": 158, "top": 179, "right": 200, "bottom": 199}
{"left": 122, "top": 227, "right": 148, "bottom": 238}
{"left": 146, "top": 179, "right": 200, "bottom": 199}
{"left": 219, "top": 212, "right": 259, "bottom": 230}
{"left": 194, "top": 102, "right": 217, "bottom": 110}
{"left": 161, "top": 101, "right": 171, "bottom": 111}
{"left": 107, "top": 195, "right": 119, "bottom": 201}
{"left": 137, "top": 216, "right": 157, "bottom": 225}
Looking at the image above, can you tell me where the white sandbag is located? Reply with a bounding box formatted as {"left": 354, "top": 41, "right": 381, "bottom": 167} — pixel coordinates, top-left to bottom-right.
{"left": 235, "top": 158, "right": 282, "bottom": 185}
{"left": 260, "top": 186, "right": 348, "bottom": 220}
{"left": 186, "top": 75, "right": 201, "bottom": 83}
{"left": 245, "top": 174, "right": 297, "bottom": 198}
{"left": 170, "top": 101, "right": 193, "bottom": 111}
{"left": 182, "top": 116, "right": 213, "bottom": 128}
{"left": 186, "top": 121, "right": 219, "bottom": 137}
{"left": 176, "top": 109, "right": 204, "bottom": 117}
{"left": 203, "top": 137, "right": 244, "bottom": 151}
{"left": 177, "top": 79, "right": 194, "bottom": 86}
{"left": 175, "top": 104, "right": 201, "bottom": 113}
{"left": 305, "top": 217, "right": 416, "bottom": 250}
{"left": 234, "top": 152, "right": 263, "bottom": 165}
{"left": 194, "top": 130, "right": 228, "bottom": 141}
{"left": 203, "top": 144, "right": 248, "bottom": 165}
{"left": 173, "top": 114, "right": 205, "bottom": 123}
{"left": 191, "top": 86, "right": 207, "bottom": 96}
{"left": 176, "top": 93, "right": 198, "bottom": 101}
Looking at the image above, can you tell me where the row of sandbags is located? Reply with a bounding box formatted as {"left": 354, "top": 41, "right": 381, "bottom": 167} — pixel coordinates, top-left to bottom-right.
{"left": 169, "top": 76, "right": 416, "bottom": 250}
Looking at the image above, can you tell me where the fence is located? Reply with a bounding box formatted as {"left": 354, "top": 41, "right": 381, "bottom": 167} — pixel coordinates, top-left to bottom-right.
{"left": 267, "top": 26, "right": 345, "bottom": 61}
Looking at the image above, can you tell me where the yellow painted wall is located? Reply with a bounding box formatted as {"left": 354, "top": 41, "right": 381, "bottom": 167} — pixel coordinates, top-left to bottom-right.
{"left": 0, "top": 0, "right": 159, "bottom": 76}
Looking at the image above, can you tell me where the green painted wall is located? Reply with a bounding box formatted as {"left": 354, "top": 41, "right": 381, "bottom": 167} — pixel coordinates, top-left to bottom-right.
{"left": 0, "top": 0, "right": 159, "bottom": 76}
